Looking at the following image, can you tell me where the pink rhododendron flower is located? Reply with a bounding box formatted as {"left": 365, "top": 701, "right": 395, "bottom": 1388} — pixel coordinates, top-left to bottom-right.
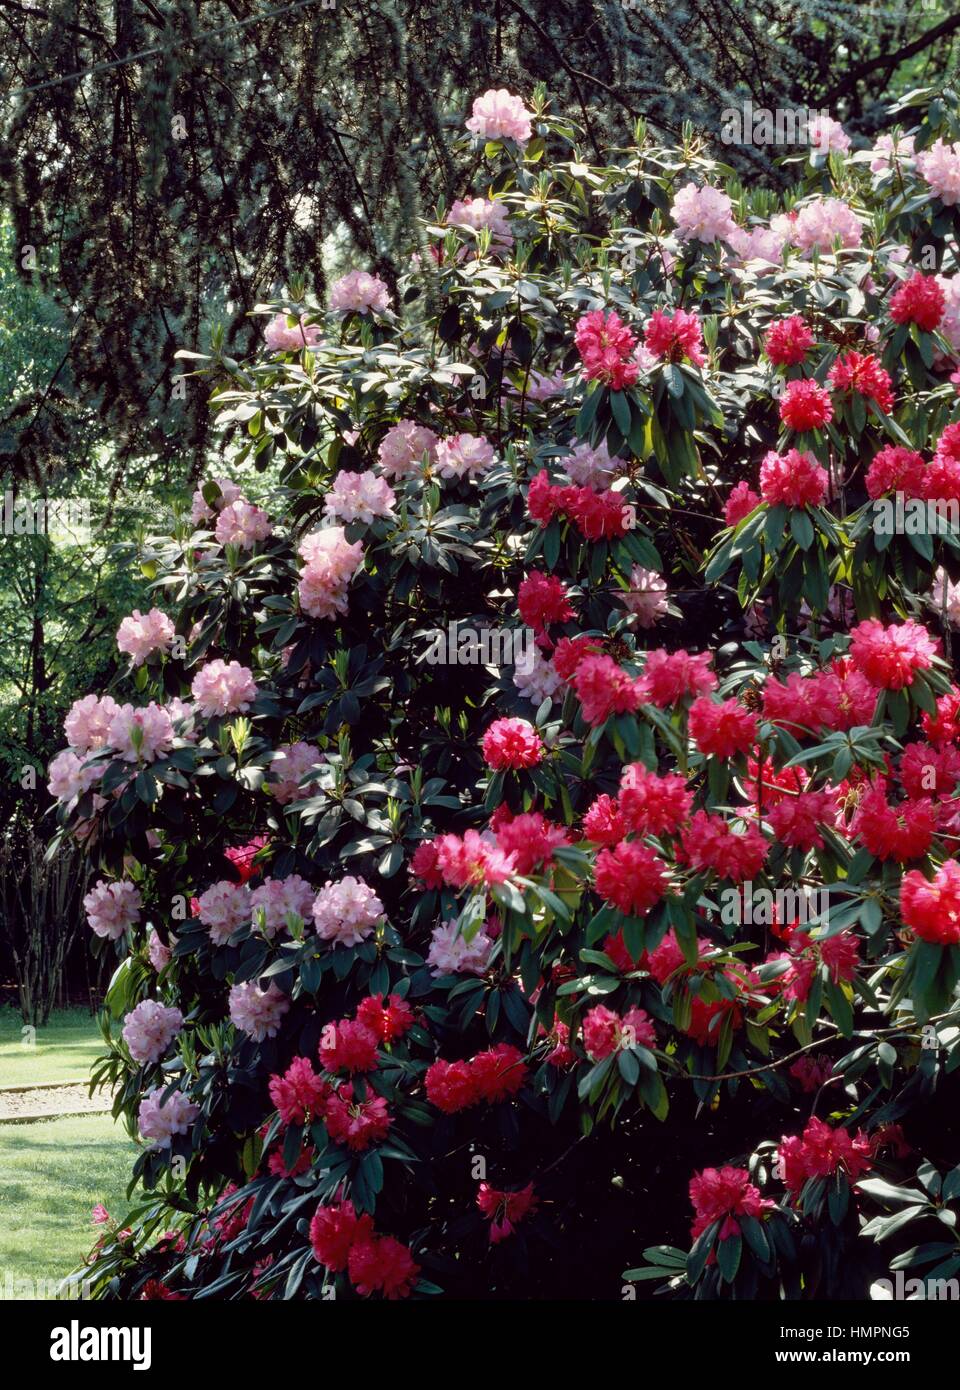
{"left": 267, "top": 741, "right": 323, "bottom": 803}
{"left": 448, "top": 196, "right": 513, "bottom": 253}
{"left": 147, "top": 929, "right": 173, "bottom": 972}
{"left": 482, "top": 716, "right": 544, "bottom": 769}
{"left": 116, "top": 607, "right": 175, "bottom": 665}
{"left": 574, "top": 309, "right": 640, "bottom": 390}
{"left": 432, "top": 830, "right": 516, "bottom": 889}
{"left": 138, "top": 1087, "right": 200, "bottom": 1149}
{"left": 572, "top": 654, "right": 645, "bottom": 726}
{"left": 122, "top": 1000, "right": 183, "bottom": 1064}
{"left": 865, "top": 445, "right": 925, "bottom": 499}
{"left": 828, "top": 351, "right": 894, "bottom": 413}
{"left": 297, "top": 526, "right": 364, "bottom": 620}
{"left": 790, "top": 198, "right": 863, "bottom": 253}
{"left": 329, "top": 270, "right": 391, "bottom": 315}
{"left": 617, "top": 565, "right": 668, "bottom": 626}
{"left": 465, "top": 88, "right": 533, "bottom": 145}
{"left": 214, "top": 499, "right": 273, "bottom": 549}
{"left": 870, "top": 132, "right": 914, "bottom": 174}
{"left": 493, "top": 808, "right": 570, "bottom": 875}
{"left": 477, "top": 1182, "right": 538, "bottom": 1243}
{"left": 513, "top": 649, "right": 564, "bottom": 706}
{"left": 263, "top": 313, "right": 322, "bottom": 352}
{"left": 808, "top": 114, "right": 850, "bottom": 156}
{"left": 249, "top": 874, "right": 315, "bottom": 938}
{"left": 618, "top": 764, "right": 692, "bottom": 836}
{"left": 848, "top": 618, "right": 938, "bottom": 689}
{"left": 64, "top": 694, "right": 122, "bottom": 753}
{"left": 376, "top": 420, "right": 439, "bottom": 478}
{"left": 435, "top": 433, "right": 496, "bottom": 479}
{"left": 670, "top": 182, "right": 737, "bottom": 243}
{"left": 724, "top": 480, "right": 760, "bottom": 526}
{"left": 918, "top": 139, "right": 960, "bottom": 206}
{"left": 517, "top": 571, "right": 575, "bottom": 631}
{"left": 270, "top": 1056, "right": 331, "bottom": 1126}
{"left": 191, "top": 659, "right": 258, "bottom": 716}
{"left": 689, "top": 1166, "right": 775, "bottom": 1242}
{"left": 639, "top": 649, "right": 717, "bottom": 706}
{"left": 311, "top": 876, "right": 384, "bottom": 945}
{"left": 594, "top": 840, "right": 669, "bottom": 916}
{"left": 323, "top": 470, "right": 396, "bottom": 524}
{"left": 643, "top": 308, "right": 706, "bottom": 367}
{"left": 107, "top": 701, "right": 174, "bottom": 762}
{"left": 766, "top": 788, "right": 838, "bottom": 851}
{"left": 778, "top": 379, "right": 833, "bottom": 432}
{"left": 190, "top": 477, "right": 242, "bottom": 524}
{"left": 889, "top": 271, "right": 945, "bottom": 332}
{"left": 83, "top": 879, "right": 142, "bottom": 939}
{"left": 901, "top": 859, "right": 960, "bottom": 944}
{"left": 778, "top": 1116, "right": 873, "bottom": 1192}
{"left": 759, "top": 448, "right": 829, "bottom": 507}
{"left": 47, "top": 749, "right": 103, "bottom": 803}
{"left": 325, "top": 1084, "right": 392, "bottom": 1152}
{"left": 228, "top": 980, "right": 290, "bottom": 1040}
{"left": 764, "top": 315, "right": 813, "bottom": 366}
{"left": 688, "top": 695, "right": 758, "bottom": 758}
{"left": 563, "top": 439, "right": 620, "bottom": 487}
{"left": 196, "top": 880, "right": 250, "bottom": 945}
{"left": 426, "top": 919, "right": 495, "bottom": 976}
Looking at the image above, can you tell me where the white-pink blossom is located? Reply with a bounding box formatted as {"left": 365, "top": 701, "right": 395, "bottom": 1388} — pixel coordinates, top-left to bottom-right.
{"left": 465, "top": 89, "right": 533, "bottom": 145}
{"left": 563, "top": 439, "right": 620, "bottom": 488}
{"left": 196, "top": 881, "right": 250, "bottom": 946}
{"left": 808, "top": 115, "right": 851, "bottom": 157}
{"left": 117, "top": 607, "right": 175, "bottom": 666}
{"left": 147, "top": 929, "right": 174, "bottom": 972}
{"left": 513, "top": 649, "right": 564, "bottom": 706}
{"left": 376, "top": 420, "right": 440, "bottom": 478}
{"left": 870, "top": 132, "right": 915, "bottom": 175}
{"left": 435, "top": 433, "right": 496, "bottom": 479}
{"left": 448, "top": 196, "right": 514, "bottom": 253}
{"left": 138, "top": 1087, "right": 200, "bottom": 1149}
{"left": 311, "top": 876, "right": 384, "bottom": 946}
{"left": 249, "top": 874, "right": 315, "bottom": 938}
{"left": 427, "top": 919, "right": 494, "bottom": 977}
{"left": 670, "top": 182, "right": 737, "bottom": 244}
{"left": 329, "top": 270, "right": 391, "bottom": 315}
{"left": 618, "top": 565, "right": 669, "bottom": 627}
{"left": 107, "top": 702, "right": 174, "bottom": 763}
{"left": 323, "top": 470, "right": 396, "bottom": 524}
{"left": 918, "top": 139, "right": 960, "bottom": 206}
{"left": 228, "top": 980, "right": 290, "bottom": 1040}
{"left": 726, "top": 223, "right": 787, "bottom": 264}
{"left": 297, "top": 527, "right": 364, "bottom": 620}
{"left": 267, "top": 741, "right": 323, "bottom": 803}
{"left": 190, "top": 477, "right": 243, "bottom": 525}
{"left": 84, "top": 879, "right": 142, "bottom": 940}
{"left": 47, "top": 749, "right": 103, "bottom": 803}
{"left": 263, "top": 312, "right": 323, "bottom": 353}
{"left": 789, "top": 198, "right": 863, "bottom": 253}
{"left": 64, "top": 694, "right": 121, "bottom": 753}
{"left": 122, "top": 1000, "right": 184, "bottom": 1064}
{"left": 191, "top": 660, "right": 258, "bottom": 717}
{"left": 214, "top": 499, "right": 273, "bottom": 549}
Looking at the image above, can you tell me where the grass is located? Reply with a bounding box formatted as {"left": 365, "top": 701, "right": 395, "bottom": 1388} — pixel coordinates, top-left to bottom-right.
{"left": 0, "top": 1112, "right": 138, "bottom": 1295}
{"left": 0, "top": 1006, "right": 104, "bottom": 1087}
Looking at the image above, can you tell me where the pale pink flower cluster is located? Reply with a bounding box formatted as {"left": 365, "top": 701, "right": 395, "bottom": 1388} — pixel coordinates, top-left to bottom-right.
{"left": 931, "top": 568, "right": 960, "bottom": 630}
{"left": 138, "top": 1087, "right": 200, "bottom": 1149}
{"left": 64, "top": 694, "right": 121, "bottom": 753}
{"left": 448, "top": 197, "right": 514, "bottom": 253}
{"left": 435, "top": 433, "right": 496, "bottom": 479}
{"left": 311, "top": 875, "right": 384, "bottom": 946}
{"left": 726, "top": 223, "right": 787, "bottom": 264}
{"left": 249, "top": 874, "right": 315, "bottom": 938}
{"left": 465, "top": 88, "right": 533, "bottom": 145}
{"left": 789, "top": 198, "right": 863, "bottom": 253}
{"left": 228, "top": 980, "right": 290, "bottom": 1040}
{"left": 268, "top": 741, "right": 323, "bottom": 803}
{"left": 427, "top": 919, "right": 495, "bottom": 977}
{"left": 191, "top": 477, "right": 243, "bottom": 525}
{"left": 122, "top": 1000, "right": 184, "bottom": 1064}
{"left": 870, "top": 132, "right": 915, "bottom": 175}
{"left": 116, "top": 607, "right": 175, "bottom": 666}
{"left": 147, "top": 929, "right": 174, "bottom": 972}
{"left": 196, "top": 881, "right": 250, "bottom": 946}
{"left": 918, "top": 139, "right": 960, "bottom": 206}
{"left": 47, "top": 749, "right": 102, "bottom": 803}
{"left": 297, "top": 527, "right": 364, "bottom": 619}
{"left": 191, "top": 659, "right": 258, "bottom": 717}
{"left": 522, "top": 370, "right": 567, "bottom": 401}
{"left": 619, "top": 565, "right": 669, "bottom": 627}
{"left": 263, "top": 312, "right": 323, "bottom": 352}
{"left": 108, "top": 702, "right": 174, "bottom": 762}
{"left": 513, "top": 650, "right": 564, "bottom": 706}
{"left": 937, "top": 274, "right": 960, "bottom": 357}
{"left": 329, "top": 270, "right": 391, "bottom": 316}
{"left": 563, "top": 439, "right": 620, "bottom": 488}
{"left": 376, "top": 420, "right": 439, "bottom": 478}
{"left": 323, "top": 470, "right": 396, "bottom": 524}
{"left": 84, "top": 879, "right": 142, "bottom": 940}
{"left": 166, "top": 697, "right": 197, "bottom": 738}
{"left": 214, "top": 499, "right": 273, "bottom": 549}
{"left": 808, "top": 115, "right": 851, "bottom": 157}
{"left": 670, "top": 182, "right": 737, "bottom": 244}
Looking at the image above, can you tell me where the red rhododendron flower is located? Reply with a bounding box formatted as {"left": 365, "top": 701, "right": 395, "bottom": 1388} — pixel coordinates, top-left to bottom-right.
{"left": 688, "top": 695, "right": 758, "bottom": 758}
{"left": 759, "top": 448, "right": 829, "bottom": 507}
{"left": 789, "top": 1055, "right": 834, "bottom": 1092}
{"left": 582, "top": 793, "right": 628, "bottom": 845}
{"left": 517, "top": 571, "right": 575, "bottom": 631}
{"left": 409, "top": 840, "right": 443, "bottom": 889}
{"left": 724, "top": 480, "right": 761, "bottom": 526}
{"left": 471, "top": 1043, "right": 528, "bottom": 1101}
{"left": 829, "top": 350, "right": 894, "bottom": 414}
{"left": 899, "top": 741, "right": 960, "bottom": 799}
{"left": 567, "top": 487, "right": 630, "bottom": 539}
{"left": 356, "top": 993, "right": 415, "bottom": 1043}
{"left": 689, "top": 1166, "right": 775, "bottom": 1241}
{"left": 527, "top": 469, "right": 562, "bottom": 524}
{"left": 493, "top": 808, "right": 570, "bottom": 874}
{"left": 482, "top": 717, "right": 545, "bottom": 769}
{"left": 779, "top": 378, "right": 833, "bottom": 431}
{"left": 889, "top": 272, "right": 945, "bottom": 332}
{"left": 571, "top": 654, "right": 645, "bottom": 726}
{"left": 575, "top": 309, "right": 640, "bottom": 390}
{"left": 268, "top": 1056, "right": 331, "bottom": 1125}
{"left": 764, "top": 315, "right": 813, "bottom": 366}
{"left": 582, "top": 1003, "right": 657, "bottom": 1059}
{"left": 425, "top": 1058, "right": 477, "bottom": 1113}
{"left": 766, "top": 787, "right": 837, "bottom": 850}
{"left": 309, "top": 1200, "right": 373, "bottom": 1271}
{"left": 900, "top": 859, "right": 960, "bottom": 944}
{"left": 434, "top": 830, "right": 516, "bottom": 888}
{"left": 140, "top": 1280, "right": 187, "bottom": 1300}
{"left": 644, "top": 307, "right": 706, "bottom": 367}
{"left": 778, "top": 1116, "right": 873, "bottom": 1193}
{"left": 864, "top": 445, "right": 926, "bottom": 500}
{"left": 594, "top": 840, "right": 669, "bottom": 916}
{"left": 811, "top": 659, "right": 878, "bottom": 732}
{"left": 320, "top": 1018, "right": 380, "bottom": 1073}
{"left": 639, "top": 648, "right": 717, "bottom": 706}
{"left": 324, "top": 1085, "right": 391, "bottom": 1151}
{"left": 347, "top": 1234, "right": 420, "bottom": 1299}
{"left": 477, "top": 1181, "right": 538, "bottom": 1243}
{"left": 848, "top": 618, "right": 938, "bottom": 689}
{"left": 553, "top": 634, "right": 601, "bottom": 680}
{"left": 224, "top": 834, "right": 269, "bottom": 882}
{"left": 742, "top": 755, "right": 806, "bottom": 810}
{"left": 618, "top": 763, "right": 693, "bottom": 835}
{"left": 850, "top": 784, "right": 937, "bottom": 861}
{"left": 540, "top": 1018, "right": 575, "bottom": 1068}
{"left": 680, "top": 811, "right": 768, "bottom": 881}
{"left": 923, "top": 686, "right": 960, "bottom": 746}
{"left": 761, "top": 672, "right": 818, "bottom": 735}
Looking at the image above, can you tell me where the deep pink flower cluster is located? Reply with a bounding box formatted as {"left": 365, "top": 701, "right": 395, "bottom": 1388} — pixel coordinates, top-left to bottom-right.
{"left": 517, "top": 570, "right": 575, "bottom": 632}
{"left": 764, "top": 315, "right": 813, "bottom": 365}
{"left": 680, "top": 811, "right": 768, "bottom": 882}
{"left": 889, "top": 272, "right": 945, "bottom": 331}
{"left": 594, "top": 840, "right": 669, "bottom": 915}
{"left": 482, "top": 717, "right": 545, "bottom": 770}
{"left": 689, "top": 1166, "right": 775, "bottom": 1242}
{"left": 581, "top": 1003, "right": 656, "bottom": 1059}
{"left": 425, "top": 1043, "right": 528, "bottom": 1113}
{"left": 618, "top": 764, "right": 693, "bottom": 836}
{"left": 688, "top": 695, "right": 758, "bottom": 758}
{"left": 828, "top": 351, "right": 894, "bottom": 414}
{"left": 848, "top": 619, "right": 938, "bottom": 690}
{"left": 476, "top": 1182, "right": 538, "bottom": 1243}
{"left": 900, "top": 859, "right": 960, "bottom": 944}
{"left": 778, "top": 1117, "right": 873, "bottom": 1193}
{"left": 643, "top": 308, "right": 706, "bottom": 366}
{"left": 309, "top": 1201, "right": 419, "bottom": 1298}
{"left": 759, "top": 448, "right": 829, "bottom": 507}
{"left": 778, "top": 378, "right": 833, "bottom": 432}
{"left": 571, "top": 654, "right": 645, "bottom": 726}
{"left": 574, "top": 310, "right": 640, "bottom": 390}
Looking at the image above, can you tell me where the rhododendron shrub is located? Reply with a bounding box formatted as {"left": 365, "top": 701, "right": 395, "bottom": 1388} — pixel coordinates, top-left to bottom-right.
{"left": 58, "top": 87, "right": 960, "bottom": 1301}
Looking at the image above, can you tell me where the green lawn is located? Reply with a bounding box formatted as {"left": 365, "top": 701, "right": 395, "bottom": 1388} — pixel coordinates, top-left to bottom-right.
{"left": 0, "top": 1006, "right": 104, "bottom": 1087}
{"left": 0, "top": 1112, "right": 138, "bottom": 1296}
